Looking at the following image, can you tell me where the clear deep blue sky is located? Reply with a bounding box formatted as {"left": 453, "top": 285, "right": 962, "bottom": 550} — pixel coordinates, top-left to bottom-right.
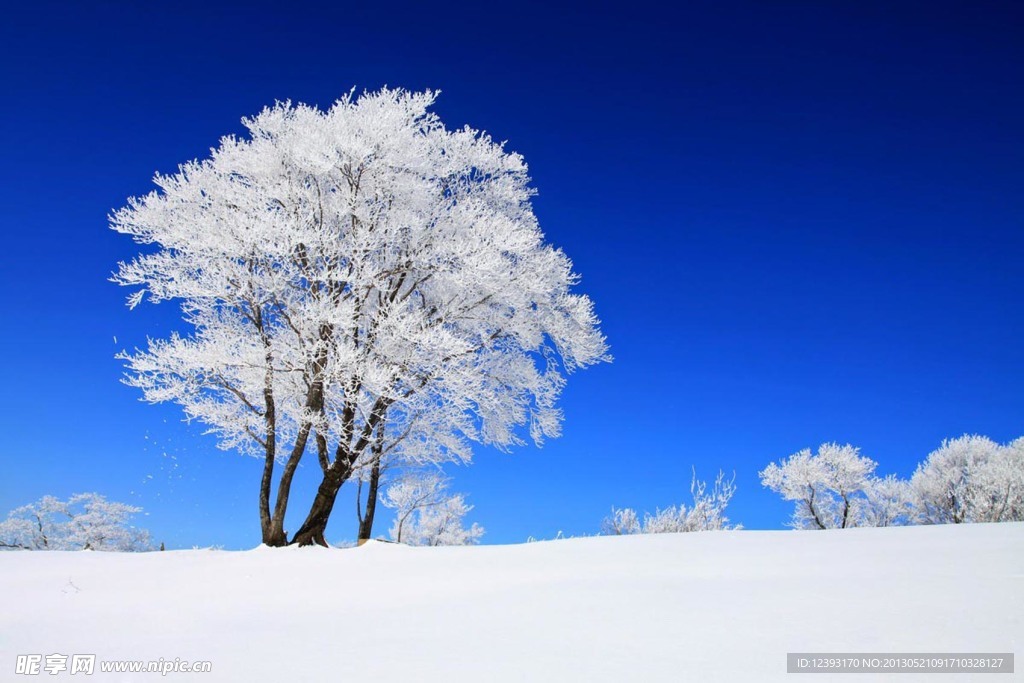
{"left": 1, "top": 0, "right": 1020, "bottom": 547}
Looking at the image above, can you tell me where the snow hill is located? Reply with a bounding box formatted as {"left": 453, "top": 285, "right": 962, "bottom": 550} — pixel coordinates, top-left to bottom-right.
{"left": 2, "top": 524, "right": 1020, "bottom": 682}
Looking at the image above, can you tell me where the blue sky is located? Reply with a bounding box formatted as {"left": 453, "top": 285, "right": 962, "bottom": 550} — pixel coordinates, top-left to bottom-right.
{"left": 0, "top": 0, "right": 1020, "bottom": 547}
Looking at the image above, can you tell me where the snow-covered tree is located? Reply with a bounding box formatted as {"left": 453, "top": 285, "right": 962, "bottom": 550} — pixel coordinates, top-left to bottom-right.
{"left": 763, "top": 435, "right": 1023, "bottom": 529}
{"left": 381, "top": 471, "right": 483, "bottom": 546}
{"left": 0, "top": 494, "right": 153, "bottom": 551}
{"left": 760, "top": 443, "right": 877, "bottom": 529}
{"left": 396, "top": 495, "right": 484, "bottom": 547}
{"left": 970, "top": 437, "right": 1024, "bottom": 522}
{"left": 602, "top": 470, "right": 740, "bottom": 535}
{"left": 112, "top": 88, "right": 608, "bottom": 546}
{"left": 860, "top": 475, "right": 914, "bottom": 528}
{"left": 911, "top": 434, "right": 1024, "bottom": 524}
{"left": 379, "top": 470, "right": 444, "bottom": 544}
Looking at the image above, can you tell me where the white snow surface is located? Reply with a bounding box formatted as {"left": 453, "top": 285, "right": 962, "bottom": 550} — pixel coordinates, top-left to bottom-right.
{"left": 2, "top": 524, "right": 1021, "bottom": 682}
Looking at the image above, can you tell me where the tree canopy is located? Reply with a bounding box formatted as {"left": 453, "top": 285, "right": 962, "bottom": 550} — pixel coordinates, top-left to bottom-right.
{"left": 112, "top": 88, "right": 609, "bottom": 545}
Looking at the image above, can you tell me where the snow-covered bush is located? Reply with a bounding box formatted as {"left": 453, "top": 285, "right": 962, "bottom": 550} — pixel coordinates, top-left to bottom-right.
{"left": 382, "top": 472, "right": 483, "bottom": 546}
{"left": 911, "top": 434, "right": 1024, "bottom": 524}
{"left": 602, "top": 470, "right": 740, "bottom": 535}
{"left": 0, "top": 493, "right": 153, "bottom": 551}
{"left": 601, "top": 507, "right": 641, "bottom": 535}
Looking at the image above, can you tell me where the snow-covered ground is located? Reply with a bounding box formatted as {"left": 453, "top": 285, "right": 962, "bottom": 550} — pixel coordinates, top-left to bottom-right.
{"left": 2, "top": 524, "right": 1020, "bottom": 681}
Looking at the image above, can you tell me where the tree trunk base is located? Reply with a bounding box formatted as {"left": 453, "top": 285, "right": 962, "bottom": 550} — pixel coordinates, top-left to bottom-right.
{"left": 289, "top": 474, "right": 344, "bottom": 547}
{"left": 262, "top": 528, "right": 289, "bottom": 547}
{"left": 291, "top": 527, "right": 328, "bottom": 547}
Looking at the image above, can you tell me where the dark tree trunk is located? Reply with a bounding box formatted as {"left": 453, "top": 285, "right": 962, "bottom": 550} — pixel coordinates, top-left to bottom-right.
{"left": 357, "top": 460, "right": 381, "bottom": 541}
{"left": 259, "top": 448, "right": 283, "bottom": 545}
{"left": 289, "top": 396, "right": 392, "bottom": 546}
{"left": 290, "top": 468, "right": 351, "bottom": 546}
{"left": 260, "top": 428, "right": 289, "bottom": 546}
{"left": 806, "top": 486, "right": 827, "bottom": 530}
{"left": 267, "top": 324, "right": 332, "bottom": 545}
{"left": 258, "top": 341, "right": 281, "bottom": 545}
{"left": 263, "top": 526, "right": 288, "bottom": 547}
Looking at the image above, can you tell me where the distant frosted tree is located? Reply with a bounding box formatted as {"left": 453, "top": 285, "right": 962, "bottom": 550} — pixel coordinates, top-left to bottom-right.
{"left": 760, "top": 443, "right": 877, "bottom": 529}
{"left": 971, "top": 437, "right": 1024, "bottom": 522}
{"left": 112, "top": 88, "right": 608, "bottom": 546}
{"left": 911, "top": 435, "right": 1024, "bottom": 524}
{"left": 398, "top": 496, "right": 484, "bottom": 547}
{"left": 0, "top": 494, "right": 153, "bottom": 551}
{"left": 380, "top": 471, "right": 446, "bottom": 544}
{"left": 602, "top": 470, "right": 740, "bottom": 535}
{"left": 860, "top": 475, "right": 914, "bottom": 528}
{"left": 381, "top": 471, "right": 483, "bottom": 546}
{"left": 763, "top": 436, "right": 1024, "bottom": 529}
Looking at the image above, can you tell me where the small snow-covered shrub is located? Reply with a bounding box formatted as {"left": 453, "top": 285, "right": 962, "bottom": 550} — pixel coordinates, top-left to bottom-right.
{"left": 602, "top": 470, "right": 741, "bottom": 535}
{"left": 382, "top": 472, "right": 484, "bottom": 546}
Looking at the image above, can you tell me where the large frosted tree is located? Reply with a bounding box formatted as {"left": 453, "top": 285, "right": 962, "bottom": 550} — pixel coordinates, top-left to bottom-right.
{"left": 112, "top": 88, "right": 608, "bottom": 546}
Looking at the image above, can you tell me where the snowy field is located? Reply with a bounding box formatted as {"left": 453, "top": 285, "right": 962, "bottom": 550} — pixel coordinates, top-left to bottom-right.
{"left": 2, "top": 524, "right": 1020, "bottom": 682}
